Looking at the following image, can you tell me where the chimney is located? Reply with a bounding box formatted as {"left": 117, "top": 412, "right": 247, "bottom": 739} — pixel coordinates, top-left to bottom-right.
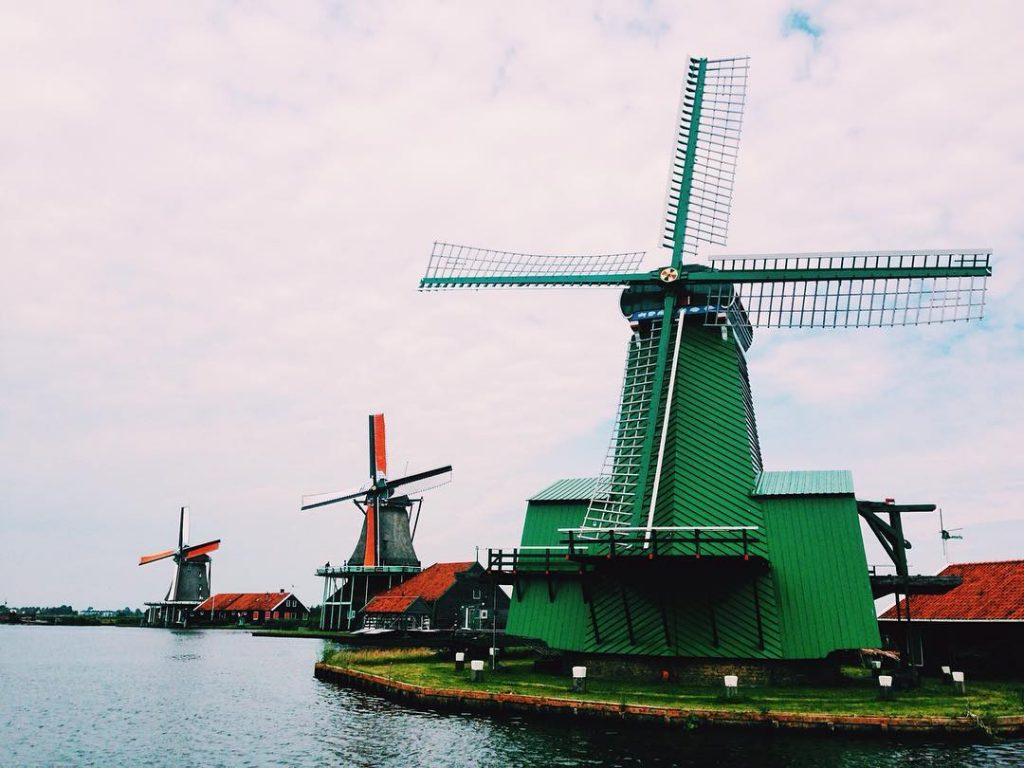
{"left": 279, "top": 588, "right": 285, "bottom": 593}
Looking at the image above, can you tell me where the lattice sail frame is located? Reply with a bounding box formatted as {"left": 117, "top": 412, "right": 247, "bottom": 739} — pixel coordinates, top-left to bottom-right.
{"left": 580, "top": 320, "right": 664, "bottom": 535}
{"left": 662, "top": 57, "right": 749, "bottom": 260}
{"left": 421, "top": 242, "right": 647, "bottom": 289}
{"left": 705, "top": 250, "right": 991, "bottom": 329}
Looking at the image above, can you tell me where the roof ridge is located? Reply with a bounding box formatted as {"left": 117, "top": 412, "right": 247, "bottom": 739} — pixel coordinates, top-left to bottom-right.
{"left": 948, "top": 559, "right": 1024, "bottom": 566}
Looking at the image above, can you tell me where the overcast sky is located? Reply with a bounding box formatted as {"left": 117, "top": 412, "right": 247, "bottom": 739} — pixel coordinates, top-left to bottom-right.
{"left": 2, "top": 2, "right": 1022, "bottom": 610}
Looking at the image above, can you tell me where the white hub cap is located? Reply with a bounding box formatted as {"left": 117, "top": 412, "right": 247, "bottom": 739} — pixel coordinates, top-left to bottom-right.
{"left": 659, "top": 267, "right": 679, "bottom": 283}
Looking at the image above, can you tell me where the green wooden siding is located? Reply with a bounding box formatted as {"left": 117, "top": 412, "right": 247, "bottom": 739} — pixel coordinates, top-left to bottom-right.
{"left": 519, "top": 500, "right": 588, "bottom": 547}
{"left": 580, "top": 571, "right": 781, "bottom": 658}
{"left": 509, "top": 568, "right": 782, "bottom": 659}
{"left": 506, "top": 580, "right": 592, "bottom": 650}
{"left": 651, "top": 321, "right": 767, "bottom": 558}
{"left": 507, "top": 320, "right": 878, "bottom": 661}
{"left": 762, "top": 495, "right": 880, "bottom": 657}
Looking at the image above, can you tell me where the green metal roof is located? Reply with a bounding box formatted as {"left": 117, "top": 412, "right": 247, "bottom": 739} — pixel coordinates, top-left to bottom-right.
{"left": 529, "top": 477, "right": 606, "bottom": 502}
{"left": 753, "top": 470, "right": 854, "bottom": 497}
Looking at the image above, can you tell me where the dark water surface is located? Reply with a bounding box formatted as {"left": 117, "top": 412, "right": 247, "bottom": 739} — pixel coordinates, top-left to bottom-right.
{"left": 1, "top": 626, "right": 1021, "bottom": 767}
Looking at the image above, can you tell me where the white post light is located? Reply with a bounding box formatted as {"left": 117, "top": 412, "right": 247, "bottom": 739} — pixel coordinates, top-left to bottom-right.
{"left": 470, "top": 659, "right": 485, "bottom": 682}
{"left": 952, "top": 670, "right": 966, "bottom": 694}
{"left": 572, "top": 666, "right": 587, "bottom": 693}
{"left": 878, "top": 675, "right": 894, "bottom": 700}
{"left": 724, "top": 675, "right": 739, "bottom": 698}
{"left": 454, "top": 651, "right": 465, "bottom": 672}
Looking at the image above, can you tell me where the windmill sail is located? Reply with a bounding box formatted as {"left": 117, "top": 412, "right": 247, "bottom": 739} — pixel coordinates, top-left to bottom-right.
{"left": 139, "top": 549, "right": 176, "bottom": 566}
{"left": 662, "top": 56, "right": 749, "bottom": 261}
{"left": 703, "top": 250, "right": 991, "bottom": 329}
{"left": 180, "top": 505, "right": 190, "bottom": 549}
{"left": 183, "top": 539, "right": 221, "bottom": 559}
{"left": 385, "top": 466, "right": 453, "bottom": 498}
{"left": 420, "top": 242, "right": 647, "bottom": 290}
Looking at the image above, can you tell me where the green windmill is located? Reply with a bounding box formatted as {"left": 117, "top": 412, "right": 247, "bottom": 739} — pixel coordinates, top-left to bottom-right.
{"left": 420, "top": 57, "right": 991, "bottom": 665}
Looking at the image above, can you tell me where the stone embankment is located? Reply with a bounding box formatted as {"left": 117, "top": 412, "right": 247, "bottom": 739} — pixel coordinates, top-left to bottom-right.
{"left": 314, "top": 662, "right": 1024, "bottom": 738}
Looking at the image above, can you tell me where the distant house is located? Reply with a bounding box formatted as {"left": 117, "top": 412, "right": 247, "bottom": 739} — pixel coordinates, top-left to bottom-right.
{"left": 80, "top": 608, "right": 118, "bottom": 618}
{"left": 879, "top": 560, "right": 1024, "bottom": 675}
{"left": 358, "top": 562, "right": 509, "bottom": 631}
{"left": 193, "top": 591, "right": 308, "bottom": 624}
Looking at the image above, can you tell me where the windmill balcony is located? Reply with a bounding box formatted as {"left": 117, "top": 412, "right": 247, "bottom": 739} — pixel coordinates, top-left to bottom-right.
{"left": 486, "top": 526, "right": 768, "bottom": 583}
{"left": 315, "top": 562, "right": 421, "bottom": 578}
{"left": 563, "top": 526, "right": 762, "bottom": 562}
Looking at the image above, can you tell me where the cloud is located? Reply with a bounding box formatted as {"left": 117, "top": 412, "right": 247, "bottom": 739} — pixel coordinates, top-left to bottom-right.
{"left": 1, "top": 2, "right": 1021, "bottom": 607}
{"left": 782, "top": 9, "right": 824, "bottom": 40}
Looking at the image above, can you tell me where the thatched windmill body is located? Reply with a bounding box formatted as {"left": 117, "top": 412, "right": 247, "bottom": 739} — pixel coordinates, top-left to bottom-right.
{"left": 139, "top": 506, "right": 220, "bottom": 628}
{"left": 303, "top": 414, "right": 452, "bottom": 631}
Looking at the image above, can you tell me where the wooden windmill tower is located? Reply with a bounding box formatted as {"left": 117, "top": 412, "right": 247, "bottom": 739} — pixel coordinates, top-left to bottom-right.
{"left": 303, "top": 414, "right": 452, "bottom": 631}
{"left": 139, "top": 506, "right": 221, "bottom": 628}
{"left": 420, "top": 57, "right": 991, "bottom": 666}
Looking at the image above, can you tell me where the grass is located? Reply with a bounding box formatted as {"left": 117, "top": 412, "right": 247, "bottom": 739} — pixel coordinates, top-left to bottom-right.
{"left": 322, "top": 648, "right": 1024, "bottom": 722}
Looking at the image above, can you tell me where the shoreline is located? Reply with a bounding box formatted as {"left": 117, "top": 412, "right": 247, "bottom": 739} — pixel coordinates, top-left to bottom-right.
{"left": 253, "top": 629, "right": 455, "bottom": 646}
{"left": 314, "top": 662, "right": 1024, "bottom": 739}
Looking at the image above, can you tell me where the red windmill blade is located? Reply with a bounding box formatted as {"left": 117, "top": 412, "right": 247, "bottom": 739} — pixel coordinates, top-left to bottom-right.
{"left": 139, "top": 549, "right": 176, "bottom": 566}
{"left": 300, "top": 413, "right": 451, "bottom": 569}
{"left": 184, "top": 539, "right": 221, "bottom": 560}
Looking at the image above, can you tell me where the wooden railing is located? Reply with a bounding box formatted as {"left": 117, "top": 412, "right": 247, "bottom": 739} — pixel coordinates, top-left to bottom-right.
{"left": 487, "top": 526, "right": 761, "bottom": 574}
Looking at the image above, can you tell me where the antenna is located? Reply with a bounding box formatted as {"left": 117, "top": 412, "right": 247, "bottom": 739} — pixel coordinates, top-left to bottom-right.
{"left": 938, "top": 508, "right": 964, "bottom": 562}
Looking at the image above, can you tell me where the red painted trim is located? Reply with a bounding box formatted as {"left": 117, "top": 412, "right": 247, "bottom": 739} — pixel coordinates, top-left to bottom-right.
{"left": 372, "top": 413, "right": 387, "bottom": 477}
{"left": 363, "top": 505, "right": 377, "bottom": 567}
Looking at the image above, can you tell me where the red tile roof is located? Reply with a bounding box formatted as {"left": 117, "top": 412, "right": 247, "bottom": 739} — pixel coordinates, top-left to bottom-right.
{"left": 194, "top": 592, "right": 298, "bottom": 613}
{"left": 879, "top": 561, "right": 1024, "bottom": 621}
{"left": 363, "top": 595, "right": 428, "bottom": 614}
{"left": 374, "top": 562, "right": 477, "bottom": 603}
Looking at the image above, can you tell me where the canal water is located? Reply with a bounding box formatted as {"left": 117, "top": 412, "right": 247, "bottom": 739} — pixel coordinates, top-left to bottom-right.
{"left": 1, "top": 625, "right": 1021, "bottom": 767}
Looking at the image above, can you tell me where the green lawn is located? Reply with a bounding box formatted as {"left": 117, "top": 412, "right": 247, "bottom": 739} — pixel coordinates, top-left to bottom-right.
{"left": 322, "top": 648, "right": 1024, "bottom": 721}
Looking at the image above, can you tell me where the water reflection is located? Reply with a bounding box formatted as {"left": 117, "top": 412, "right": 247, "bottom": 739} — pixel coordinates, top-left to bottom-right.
{"left": 1, "top": 626, "right": 1019, "bottom": 768}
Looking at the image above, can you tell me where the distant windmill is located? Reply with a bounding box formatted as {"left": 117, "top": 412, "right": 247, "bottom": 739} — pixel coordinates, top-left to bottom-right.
{"left": 302, "top": 414, "right": 452, "bottom": 630}
{"left": 139, "top": 506, "right": 220, "bottom": 627}
{"left": 939, "top": 508, "right": 964, "bottom": 561}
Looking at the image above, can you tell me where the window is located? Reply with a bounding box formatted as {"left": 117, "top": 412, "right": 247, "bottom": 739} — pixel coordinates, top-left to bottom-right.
{"left": 252, "top": 611, "right": 259, "bottom": 621}
{"left": 472, "top": 589, "right": 481, "bottom": 600}
{"left": 273, "top": 611, "right": 279, "bottom": 620}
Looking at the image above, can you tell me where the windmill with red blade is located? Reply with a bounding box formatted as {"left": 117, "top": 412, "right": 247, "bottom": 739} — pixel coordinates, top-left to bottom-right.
{"left": 302, "top": 414, "right": 452, "bottom": 631}
{"left": 138, "top": 506, "right": 220, "bottom": 627}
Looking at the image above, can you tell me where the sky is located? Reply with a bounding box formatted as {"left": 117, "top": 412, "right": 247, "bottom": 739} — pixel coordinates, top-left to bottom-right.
{"left": 2, "top": 2, "right": 1022, "bottom": 610}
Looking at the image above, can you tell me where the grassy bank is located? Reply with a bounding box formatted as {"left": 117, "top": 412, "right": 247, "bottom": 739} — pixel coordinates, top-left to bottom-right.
{"left": 322, "top": 647, "right": 1024, "bottom": 722}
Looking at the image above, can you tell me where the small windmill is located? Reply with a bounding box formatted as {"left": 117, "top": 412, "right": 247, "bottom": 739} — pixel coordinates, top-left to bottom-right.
{"left": 303, "top": 414, "right": 452, "bottom": 630}
{"left": 939, "top": 508, "right": 964, "bottom": 561}
{"left": 419, "top": 56, "right": 992, "bottom": 660}
{"left": 139, "top": 506, "right": 220, "bottom": 627}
